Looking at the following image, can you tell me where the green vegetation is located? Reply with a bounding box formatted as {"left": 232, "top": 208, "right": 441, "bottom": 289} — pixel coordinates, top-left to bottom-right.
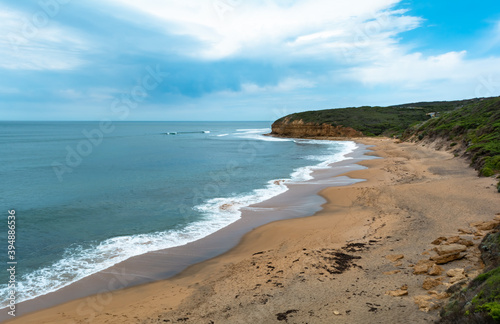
{"left": 472, "top": 268, "right": 500, "bottom": 321}
{"left": 275, "top": 96, "right": 500, "bottom": 187}
{"left": 404, "top": 97, "right": 500, "bottom": 183}
{"left": 443, "top": 264, "right": 500, "bottom": 322}
{"left": 276, "top": 98, "right": 500, "bottom": 321}
{"left": 277, "top": 97, "right": 500, "bottom": 323}
{"left": 439, "top": 229, "right": 500, "bottom": 323}
{"left": 478, "top": 303, "right": 500, "bottom": 321}
{"left": 275, "top": 98, "right": 480, "bottom": 137}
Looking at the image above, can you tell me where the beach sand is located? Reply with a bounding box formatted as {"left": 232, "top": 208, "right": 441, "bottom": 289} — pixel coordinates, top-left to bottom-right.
{"left": 6, "top": 138, "right": 500, "bottom": 324}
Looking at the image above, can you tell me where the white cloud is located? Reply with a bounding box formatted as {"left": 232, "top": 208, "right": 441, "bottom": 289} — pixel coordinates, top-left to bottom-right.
{"left": 0, "top": 5, "right": 88, "bottom": 70}
{"left": 286, "top": 9, "right": 421, "bottom": 61}
{"left": 241, "top": 77, "right": 316, "bottom": 93}
{"left": 103, "top": 0, "right": 500, "bottom": 99}
{"left": 352, "top": 51, "right": 467, "bottom": 85}
{"left": 103, "top": 0, "right": 419, "bottom": 60}
{"left": 350, "top": 50, "right": 500, "bottom": 86}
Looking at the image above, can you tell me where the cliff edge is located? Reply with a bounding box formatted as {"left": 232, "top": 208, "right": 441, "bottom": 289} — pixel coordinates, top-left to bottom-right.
{"left": 270, "top": 98, "right": 478, "bottom": 138}
{"left": 271, "top": 117, "right": 363, "bottom": 138}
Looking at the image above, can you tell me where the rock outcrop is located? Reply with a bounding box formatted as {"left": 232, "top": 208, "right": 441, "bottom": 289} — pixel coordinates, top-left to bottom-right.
{"left": 271, "top": 117, "right": 363, "bottom": 138}
{"left": 438, "top": 224, "right": 500, "bottom": 323}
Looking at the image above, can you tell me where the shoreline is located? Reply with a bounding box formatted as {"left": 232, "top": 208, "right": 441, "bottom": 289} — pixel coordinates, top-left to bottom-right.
{"left": 5, "top": 137, "right": 500, "bottom": 323}
{"left": 2, "top": 140, "right": 375, "bottom": 322}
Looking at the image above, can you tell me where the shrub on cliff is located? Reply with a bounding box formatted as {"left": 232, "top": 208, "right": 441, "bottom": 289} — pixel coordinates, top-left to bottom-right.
{"left": 273, "top": 98, "right": 479, "bottom": 137}
{"left": 405, "top": 97, "right": 500, "bottom": 181}
{"left": 439, "top": 227, "right": 500, "bottom": 323}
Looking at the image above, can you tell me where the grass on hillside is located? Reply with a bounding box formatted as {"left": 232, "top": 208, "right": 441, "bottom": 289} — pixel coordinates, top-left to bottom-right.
{"left": 276, "top": 99, "right": 480, "bottom": 137}
{"left": 405, "top": 97, "right": 500, "bottom": 186}
{"left": 439, "top": 229, "right": 500, "bottom": 323}
{"left": 275, "top": 96, "right": 500, "bottom": 189}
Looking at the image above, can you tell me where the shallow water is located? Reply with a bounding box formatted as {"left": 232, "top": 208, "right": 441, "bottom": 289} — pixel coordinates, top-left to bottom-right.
{"left": 0, "top": 121, "right": 357, "bottom": 306}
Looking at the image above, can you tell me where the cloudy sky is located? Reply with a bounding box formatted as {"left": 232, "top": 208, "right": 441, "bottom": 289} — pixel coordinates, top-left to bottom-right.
{"left": 1, "top": 0, "right": 500, "bottom": 121}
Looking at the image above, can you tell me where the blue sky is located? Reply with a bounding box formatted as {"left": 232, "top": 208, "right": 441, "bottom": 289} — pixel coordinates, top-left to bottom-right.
{"left": 1, "top": 0, "right": 500, "bottom": 121}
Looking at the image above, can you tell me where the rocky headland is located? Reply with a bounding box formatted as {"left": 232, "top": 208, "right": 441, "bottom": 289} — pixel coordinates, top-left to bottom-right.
{"left": 271, "top": 117, "right": 363, "bottom": 138}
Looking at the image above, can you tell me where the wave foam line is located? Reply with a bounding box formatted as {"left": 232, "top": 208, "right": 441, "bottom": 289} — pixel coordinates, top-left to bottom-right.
{"left": 290, "top": 140, "right": 357, "bottom": 182}
{"left": 0, "top": 140, "right": 358, "bottom": 308}
{"left": 0, "top": 211, "right": 241, "bottom": 307}
{"left": 234, "top": 128, "right": 292, "bottom": 142}
{"left": 164, "top": 130, "right": 210, "bottom": 135}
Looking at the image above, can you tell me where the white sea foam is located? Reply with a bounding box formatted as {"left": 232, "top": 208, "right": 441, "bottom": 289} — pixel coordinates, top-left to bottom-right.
{"left": 217, "top": 134, "right": 229, "bottom": 137}
{"left": 0, "top": 212, "right": 244, "bottom": 307}
{"left": 234, "top": 128, "right": 292, "bottom": 142}
{"left": 236, "top": 128, "right": 269, "bottom": 132}
{"left": 0, "top": 137, "right": 358, "bottom": 308}
{"left": 290, "top": 140, "right": 357, "bottom": 182}
{"left": 195, "top": 180, "right": 289, "bottom": 221}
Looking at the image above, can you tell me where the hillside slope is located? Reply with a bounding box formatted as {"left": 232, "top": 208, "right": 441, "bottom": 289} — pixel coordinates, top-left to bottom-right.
{"left": 271, "top": 97, "right": 500, "bottom": 323}
{"left": 403, "top": 96, "right": 500, "bottom": 190}
{"left": 439, "top": 225, "right": 500, "bottom": 323}
{"left": 272, "top": 96, "right": 500, "bottom": 190}
{"left": 272, "top": 98, "right": 481, "bottom": 137}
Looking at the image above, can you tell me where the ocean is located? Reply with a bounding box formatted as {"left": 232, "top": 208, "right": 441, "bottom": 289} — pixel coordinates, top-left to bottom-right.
{"left": 0, "top": 121, "right": 356, "bottom": 307}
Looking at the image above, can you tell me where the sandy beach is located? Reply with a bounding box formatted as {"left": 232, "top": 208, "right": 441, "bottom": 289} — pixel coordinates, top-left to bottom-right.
{"left": 6, "top": 137, "right": 500, "bottom": 324}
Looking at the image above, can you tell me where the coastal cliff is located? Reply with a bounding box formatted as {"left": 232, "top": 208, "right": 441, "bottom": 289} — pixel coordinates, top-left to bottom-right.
{"left": 271, "top": 117, "right": 363, "bottom": 138}
{"left": 270, "top": 97, "right": 500, "bottom": 323}
{"left": 270, "top": 99, "right": 480, "bottom": 137}
{"left": 272, "top": 96, "right": 500, "bottom": 191}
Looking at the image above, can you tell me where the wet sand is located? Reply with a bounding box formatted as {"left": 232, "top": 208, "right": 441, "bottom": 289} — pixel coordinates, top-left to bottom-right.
{"left": 2, "top": 143, "right": 374, "bottom": 322}
{"left": 5, "top": 138, "right": 500, "bottom": 323}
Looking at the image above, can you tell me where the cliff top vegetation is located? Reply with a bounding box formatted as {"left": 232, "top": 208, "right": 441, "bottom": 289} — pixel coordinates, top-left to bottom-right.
{"left": 403, "top": 96, "right": 500, "bottom": 188}
{"left": 274, "top": 96, "right": 500, "bottom": 189}
{"left": 274, "top": 98, "right": 481, "bottom": 137}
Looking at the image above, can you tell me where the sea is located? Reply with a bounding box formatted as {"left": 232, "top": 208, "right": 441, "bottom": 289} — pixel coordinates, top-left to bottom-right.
{"left": 0, "top": 121, "right": 357, "bottom": 307}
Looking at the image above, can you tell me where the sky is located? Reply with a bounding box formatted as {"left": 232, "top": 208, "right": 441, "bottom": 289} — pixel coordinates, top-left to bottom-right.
{"left": 1, "top": 0, "right": 500, "bottom": 121}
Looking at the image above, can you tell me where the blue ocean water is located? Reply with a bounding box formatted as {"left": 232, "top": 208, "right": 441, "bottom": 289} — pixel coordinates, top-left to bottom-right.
{"left": 0, "top": 121, "right": 356, "bottom": 306}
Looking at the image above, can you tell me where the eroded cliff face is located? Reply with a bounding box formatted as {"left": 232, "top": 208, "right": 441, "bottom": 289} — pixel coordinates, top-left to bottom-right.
{"left": 271, "top": 117, "right": 363, "bottom": 138}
